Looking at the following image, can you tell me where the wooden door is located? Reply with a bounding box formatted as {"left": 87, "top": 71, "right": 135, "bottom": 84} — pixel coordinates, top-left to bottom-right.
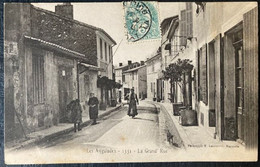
{"left": 243, "top": 7, "right": 258, "bottom": 149}
{"left": 58, "top": 66, "right": 73, "bottom": 123}
{"left": 208, "top": 41, "right": 216, "bottom": 127}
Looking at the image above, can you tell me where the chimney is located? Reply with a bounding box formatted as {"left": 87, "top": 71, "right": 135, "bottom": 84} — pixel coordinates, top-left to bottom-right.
{"left": 140, "top": 61, "right": 144, "bottom": 65}
{"left": 119, "top": 63, "right": 123, "bottom": 67}
{"left": 128, "top": 60, "right": 132, "bottom": 65}
{"left": 55, "top": 3, "right": 73, "bottom": 19}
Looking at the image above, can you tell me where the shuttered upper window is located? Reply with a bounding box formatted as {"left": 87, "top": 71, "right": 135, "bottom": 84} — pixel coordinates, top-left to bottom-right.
{"left": 180, "top": 10, "right": 187, "bottom": 47}
{"left": 186, "top": 2, "right": 193, "bottom": 38}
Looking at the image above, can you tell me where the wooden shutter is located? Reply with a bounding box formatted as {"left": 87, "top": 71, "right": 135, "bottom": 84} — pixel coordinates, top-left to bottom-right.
{"left": 186, "top": 2, "right": 193, "bottom": 38}
{"left": 214, "top": 34, "right": 224, "bottom": 139}
{"left": 180, "top": 10, "right": 187, "bottom": 47}
{"left": 196, "top": 50, "right": 200, "bottom": 102}
{"left": 243, "top": 7, "right": 258, "bottom": 149}
{"left": 200, "top": 44, "right": 207, "bottom": 105}
{"left": 223, "top": 31, "right": 236, "bottom": 140}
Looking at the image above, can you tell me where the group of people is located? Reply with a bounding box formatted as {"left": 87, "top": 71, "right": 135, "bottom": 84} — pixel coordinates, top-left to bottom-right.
{"left": 68, "top": 87, "right": 139, "bottom": 132}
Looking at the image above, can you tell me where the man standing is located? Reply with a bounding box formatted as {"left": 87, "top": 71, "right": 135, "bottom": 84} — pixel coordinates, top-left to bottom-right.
{"left": 88, "top": 93, "right": 99, "bottom": 125}
{"left": 127, "top": 87, "right": 139, "bottom": 118}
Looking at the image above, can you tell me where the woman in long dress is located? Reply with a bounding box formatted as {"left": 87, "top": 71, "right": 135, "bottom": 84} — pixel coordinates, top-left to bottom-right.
{"left": 127, "top": 88, "right": 139, "bottom": 118}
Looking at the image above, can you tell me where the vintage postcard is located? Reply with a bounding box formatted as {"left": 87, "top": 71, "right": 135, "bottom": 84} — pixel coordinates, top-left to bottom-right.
{"left": 3, "top": 1, "right": 258, "bottom": 164}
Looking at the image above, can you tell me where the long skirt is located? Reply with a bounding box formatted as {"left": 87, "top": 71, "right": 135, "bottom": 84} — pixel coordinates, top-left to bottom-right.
{"left": 128, "top": 101, "right": 138, "bottom": 116}
{"left": 89, "top": 106, "right": 98, "bottom": 119}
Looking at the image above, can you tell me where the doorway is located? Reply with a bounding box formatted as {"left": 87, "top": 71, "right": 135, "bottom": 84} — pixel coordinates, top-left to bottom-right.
{"left": 58, "top": 66, "right": 73, "bottom": 123}
{"left": 233, "top": 29, "right": 244, "bottom": 143}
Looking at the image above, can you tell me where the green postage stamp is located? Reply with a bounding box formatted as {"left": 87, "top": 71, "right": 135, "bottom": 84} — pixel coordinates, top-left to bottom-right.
{"left": 123, "top": 1, "right": 161, "bottom": 42}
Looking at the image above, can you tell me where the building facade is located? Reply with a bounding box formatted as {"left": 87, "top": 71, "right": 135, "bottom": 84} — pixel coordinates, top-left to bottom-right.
{"left": 161, "top": 2, "right": 258, "bottom": 150}
{"left": 160, "top": 16, "right": 179, "bottom": 103}
{"left": 193, "top": 2, "right": 258, "bottom": 149}
{"left": 4, "top": 3, "right": 116, "bottom": 141}
{"left": 123, "top": 63, "right": 147, "bottom": 100}
{"left": 146, "top": 52, "right": 162, "bottom": 101}
{"left": 114, "top": 63, "right": 129, "bottom": 103}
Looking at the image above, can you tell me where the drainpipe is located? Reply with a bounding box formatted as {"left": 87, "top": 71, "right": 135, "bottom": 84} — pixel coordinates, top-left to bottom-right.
{"left": 77, "top": 61, "right": 80, "bottom": 101}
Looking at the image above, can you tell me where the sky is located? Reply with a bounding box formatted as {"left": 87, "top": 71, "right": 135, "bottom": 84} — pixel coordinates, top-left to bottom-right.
{"left": 32, "top": 2, "right": 180, "bottom": 67}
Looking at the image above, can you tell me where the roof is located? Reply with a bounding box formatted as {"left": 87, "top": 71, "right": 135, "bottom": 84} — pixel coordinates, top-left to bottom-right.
{"left": 32, "top": 5, "right": 117, "bottom": 45}
{"left": 167, "top": 18, "right": 179, "bottom": 39}
{"left": 80, "top": 63, "right": 105, "bottom": 71}
{"left": 24, "top": 35, "right": 87, "bottom": 60}
{"left": 114, "top": 64, "right": 129, "bottom": 70}
{"left": 123, "top": 65, "right": 146, "bottom": 73}
{"left": 161, "top": 15, "right": 178, "bottom": 30}
{"left": 146, "top": 53, "right": 161, "bottom": 63}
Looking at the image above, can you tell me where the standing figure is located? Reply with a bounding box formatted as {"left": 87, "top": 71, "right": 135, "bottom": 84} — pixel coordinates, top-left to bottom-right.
{"left": 88, "top": 93, "right": 99, "bottom": 125}
{"left": 127, "top": 88, "right": 139, "bottom": 118}
{"left": 70, "top": 99, "right": 82, "bottom": 132}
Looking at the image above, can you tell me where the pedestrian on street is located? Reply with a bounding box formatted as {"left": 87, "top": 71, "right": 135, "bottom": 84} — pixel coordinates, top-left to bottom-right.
{"left": 127, "top": 87, "right": 139, "bottom": 118}
{"left": 88, "top": 92, "right": 99, "bottom": 125}
{"left": 70, "top": 99, "right": 82, "bottom": 132}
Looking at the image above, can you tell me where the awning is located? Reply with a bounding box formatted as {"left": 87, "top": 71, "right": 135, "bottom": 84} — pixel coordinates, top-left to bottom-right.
{"left": 80, "top": 63, "right": 105, "bottom": 71}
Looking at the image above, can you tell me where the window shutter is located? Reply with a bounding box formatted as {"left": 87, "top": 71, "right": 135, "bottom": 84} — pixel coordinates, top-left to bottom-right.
{"left": 180, "top": 10, "right": 187, "bottom": 47}
{"left": 199, "top": 44, "right": 208, "bottom": 105}
{"left": 186, "top": 2, "right": 193, "bottom": 38}
{"left": 243, "top": 7, "right": 258, "bottom": 149}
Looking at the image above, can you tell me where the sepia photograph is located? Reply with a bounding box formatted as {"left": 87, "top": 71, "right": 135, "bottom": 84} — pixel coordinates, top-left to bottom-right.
{"left": 2, "top": 1, "right": 258, "bottom": 164}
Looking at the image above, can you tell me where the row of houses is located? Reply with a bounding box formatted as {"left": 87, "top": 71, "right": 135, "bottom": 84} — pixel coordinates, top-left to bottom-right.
{"left": 114, "top": 60, "right": 147, "bottom": 103}
{"left": 4, "top": 3, "right": 117, "bottom": 141}
{"left": 115, "top": 2, "right": 258, "bottom": 150}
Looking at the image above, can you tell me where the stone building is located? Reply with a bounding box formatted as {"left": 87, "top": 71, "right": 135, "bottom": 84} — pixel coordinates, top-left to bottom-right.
{"left": 162, "top": 2, "right": 258, "bottom": 150}
{"left": 4, "top": 3, "right": 116, "bottom": 141}
{"left": 192, "top": 2, "right": 258, "bottom": 149}
{"left": 146, "top": 51, "right": 162, "bottom": 101}
{"left": 123, "top": 62, "right": 147, "bottom": 100}
{"left": 160, "top": 15, "right": 179, "bottom": 103}
{"left": 114, "top": 62, "right": 130, "bottom": 103}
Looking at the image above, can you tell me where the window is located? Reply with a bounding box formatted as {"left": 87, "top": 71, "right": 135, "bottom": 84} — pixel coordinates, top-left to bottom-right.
{"left": 105, "top": 42, "right": 107, "bottom": 61}
{"left": 186, "top": 2, "right": 193, "bottom": 38}
{"left": 100, "top": 38, "right": 103, "bottom": 59}
{"left": 132, "top": 73, "right": 134, "bottom": 80}
{"left": 33, "top": 54, "right": 45, "bottom": 104}
{"left": 122, "top": 74, "right": 125, "bottom": 82}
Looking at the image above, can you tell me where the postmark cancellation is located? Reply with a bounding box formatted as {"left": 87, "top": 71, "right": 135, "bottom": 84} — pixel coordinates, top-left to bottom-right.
{"left": 123, "top": 1, "right": 161, "bottom": 42}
